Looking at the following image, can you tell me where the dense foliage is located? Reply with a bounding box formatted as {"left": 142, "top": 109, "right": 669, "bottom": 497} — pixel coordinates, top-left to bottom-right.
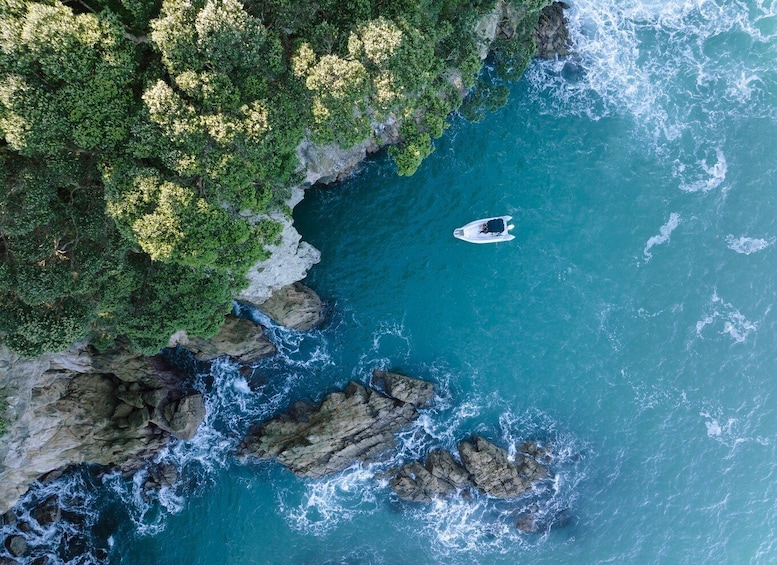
{"left": 0, "top": 0, "right": 548, "bottom": 356}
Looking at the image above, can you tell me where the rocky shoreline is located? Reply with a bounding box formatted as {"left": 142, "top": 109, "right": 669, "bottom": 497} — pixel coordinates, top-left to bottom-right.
{"left": 0, "top": 2, "right": 572, "bottom": 557}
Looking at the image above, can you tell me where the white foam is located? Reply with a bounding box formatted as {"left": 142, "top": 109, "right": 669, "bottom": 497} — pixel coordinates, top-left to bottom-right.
{"left": 700, "top": 404, "right": 771, "bottom": 451}
{"left": 523, "top": 0, "right": 777, "bottom": 161}
{"left": 678, "top": 148, "right": 728, "bottom": 193}
{"left": 725, "top": 235, "right": 774, "bottom": 255}
{"left": 704, "top": 417, "right": 722, "bottom": 437}
{"left": 695, "top": 291, "right": 759, "bottom": 343}
{"left": 643, "top": 213, "right": 680, "bottom": 261}
{"left": 281, "top": 465, "right": 378, "bottom": 535}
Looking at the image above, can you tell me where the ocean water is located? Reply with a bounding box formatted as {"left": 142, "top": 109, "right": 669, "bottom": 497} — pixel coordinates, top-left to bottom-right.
{"left": 5, "top": 0, "right": 777, "bottom": 563}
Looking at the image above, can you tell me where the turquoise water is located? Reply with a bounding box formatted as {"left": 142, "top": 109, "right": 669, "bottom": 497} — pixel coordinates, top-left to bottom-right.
{"left": 8, "top": 1, "right": 777, "bottom": 563}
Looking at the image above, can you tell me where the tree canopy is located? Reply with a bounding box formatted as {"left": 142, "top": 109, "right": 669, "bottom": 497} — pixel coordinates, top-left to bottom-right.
{"left": 0, "top": 0, "right": 549, "bottom": 356}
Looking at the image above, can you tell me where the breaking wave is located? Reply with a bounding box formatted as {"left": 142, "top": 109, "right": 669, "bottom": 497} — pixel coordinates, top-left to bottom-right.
{"left": 523, "top": 0, "right": 777, "bottom": 162}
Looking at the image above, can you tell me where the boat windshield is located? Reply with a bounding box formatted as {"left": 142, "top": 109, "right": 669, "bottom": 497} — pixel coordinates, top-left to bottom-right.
{"left": 485, "top": 219, "right": 505, "bottom": 233}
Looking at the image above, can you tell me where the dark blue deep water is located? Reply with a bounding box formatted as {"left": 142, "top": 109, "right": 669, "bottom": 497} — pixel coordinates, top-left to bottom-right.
{"left": 6, "top": 1, "right": 777, "bottom": 563}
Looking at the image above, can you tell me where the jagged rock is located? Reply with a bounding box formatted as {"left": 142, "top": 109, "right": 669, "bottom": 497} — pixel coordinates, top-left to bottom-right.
{"left": 142, "top": 462, "right": 179, "bottom": 492}
{"left": 111, "top": 402, "right": 135, "bottom": 421}
{"left": 371, "top": 370, "right": 435, "bottom": 408}
{"left": 458, "top": 436, "right": 548, "bottom": 498}
{"left": 0, "top": 556, "right": 19, "bottom": 565}
{"left": 389, "top": 462, "right": 446, "bottom": 503}
{"left": 173, "top": 315, "right": 276, "bottom": 363}
{"left": 115, "top": 390, "right": 144, "bottom": 409}
{"left": 31, "top": 495, "right": 61, "bottom": 527}
{"left": 238, "top": 379, "right": 430, "bottom": 477}
{"left": 89, "top": 347, "right": 174, "bottom": 386}
{"left": 254, "top": 283, "right": 324, "bottom": 331}
{"left": 426, "top": 449, "right": 471, "bottom": 489}
{"left": 389, "top": 449, "right": 470, "bottom": 502}
{"left": 150, "top": 394, "right": 205, "bottom": 441}
{"left": 3, "top": 535, "right": 27, "bottom": 558}
{"left": 533, "top": 2, "right": 571, "bottom": 59}
{"left": 167, "top": 395, "right": 206, "bottom": 441}
{"left": 0, "top": 345, "right": 201, "bottom": 514}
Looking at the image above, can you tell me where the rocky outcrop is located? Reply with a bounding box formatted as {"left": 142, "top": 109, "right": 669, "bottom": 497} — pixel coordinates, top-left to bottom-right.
{"left": 458, "top": 436, "right": 548, "bottom": 498}
{"left": 0, "top": 345, "right": 206, "bottom": 514}
{"left": 371, "top": 369, "right": 435, "bottom": 408}
{"left": 388, "top": 438, "right": 552, "bottom": 502}
{"left": 252, "top": 283, "right": 324, "bottom": 332}
{"left": 238, "top": 187, "right": 322, "bottom": 306}
{"left": 388, "top": 449, "right": 471, "bottom": 503}
{"left": 533, "top": 2, "right": 571, "bottom": 59}
{"left": 238, "top": 372, "right": 433, "bottom": 477}
{"left": 239, "top": 369, "right": 552, "bottom": 507}
{"left": 170, "top": 314, "right": 276, "bottom": 363}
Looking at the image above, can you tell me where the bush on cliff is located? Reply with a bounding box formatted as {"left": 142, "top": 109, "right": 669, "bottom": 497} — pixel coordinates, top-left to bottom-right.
{"left": 0, "top": 0, "right": 548, "bottom": 356}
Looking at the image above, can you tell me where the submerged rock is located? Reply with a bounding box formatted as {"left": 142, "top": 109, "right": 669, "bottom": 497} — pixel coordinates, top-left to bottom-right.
{"left": 238, "top": 373, "right": 435, "bottom": 477}
{"left": 3, "top": 535, "right": 27, "bottom": 558}
{"left": 31, "top": 495, "right": 61, "bottom": 528}
{"left": 142, "top": 462, "right": 179, "bottom": 493}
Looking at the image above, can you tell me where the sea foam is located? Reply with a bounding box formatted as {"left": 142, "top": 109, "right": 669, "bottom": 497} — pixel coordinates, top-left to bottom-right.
{"left": 643, "top": 213, "right": 680, "bottom": 261}
{"left": 725, "top": 235, "right": 774, "bottom": 255}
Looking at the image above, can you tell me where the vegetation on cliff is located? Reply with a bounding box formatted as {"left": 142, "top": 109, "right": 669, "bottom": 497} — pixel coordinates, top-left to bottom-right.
{"left": 0, "top": 0, "right": 549, "bottom": 357}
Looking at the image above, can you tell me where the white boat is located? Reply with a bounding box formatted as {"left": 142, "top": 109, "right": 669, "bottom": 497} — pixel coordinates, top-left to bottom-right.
{"left": 453, "top": 216, "right": 515, "bottom": 244}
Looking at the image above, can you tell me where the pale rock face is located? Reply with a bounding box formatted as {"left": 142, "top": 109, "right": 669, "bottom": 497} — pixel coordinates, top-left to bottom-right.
{"left": 238, "top": 188, "right": 321, "bottom": 305}
{"left": 239, "top": 4, "right": 517, "bottom": 305}
{"left": 473, "top": 2, "right": 503, "bottom": 59}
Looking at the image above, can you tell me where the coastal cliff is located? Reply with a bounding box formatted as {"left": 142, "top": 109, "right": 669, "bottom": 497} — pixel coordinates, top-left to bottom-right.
{"left": 0, "top": 0, "right": 569, "bottom": 516}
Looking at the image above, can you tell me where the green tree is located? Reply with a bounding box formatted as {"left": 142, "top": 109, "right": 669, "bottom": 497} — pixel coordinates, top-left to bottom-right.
{"left": 0, "top": 0, "right": 551, "bottom": 357}
{"left": 0, "top": 2, "right": 137, "bottom": 155}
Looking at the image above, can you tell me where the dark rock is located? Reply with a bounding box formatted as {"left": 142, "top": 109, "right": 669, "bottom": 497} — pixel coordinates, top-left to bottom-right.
{"left": 371, "top": 370, "right": 435, "bottom": 407}
{"left": 3, "top": 535, "right": 28, "bottom": 557}
{"left": 31, "top": 495, "right": 61, "bottom": 527}
{"left": 515, "top": 512, "right": 538, "bottom": 533}
{"left": 151, "top": 394, "right": 205, "bottom": 441}
{"left": 0, "top": 510, "right": 17, "bottom": 526}
{"left": 533, "top": 2, "right": 571, "bottom": 59}
{"left": 238, "top": 379, "right": 429, "bottom": 477}
{"left": 256, "top": 283, "right": 324, "bottom": 331}
{"left": 458, "top": 436, "right": 547, "bottom": 499}
{"left": 143, "top": 462, "right": 178, "bottom": 492}
{"left": 389, "top": 449, "right": 471, "bottom": 502}
{"left": 0, "top": 556, "right": 19, "bottom": 565}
